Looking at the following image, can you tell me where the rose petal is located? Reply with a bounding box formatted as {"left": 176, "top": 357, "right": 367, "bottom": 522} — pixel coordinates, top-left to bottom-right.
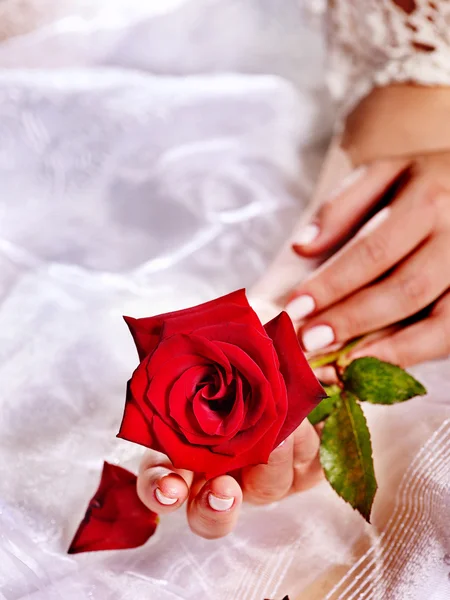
{"left": 149, "top": 354, "right": 209, "bottom": 430}
{"left": 120, "top": 353, "right": 205, "bottom": 442}
{"left": 147, "top": 334, "right": 232, "bottom": 384}
{"left": 123, "top": 315, "right": 163, "bottom": 362}
{"left": 124, "top": 289, "right": 256, "bottom": 360}
{"left": 168, "top": 375, "right": 226, "bottom": 444}
{"left": 197, "top": 323, "right": 284, "bottom": 420}
{"left": 203, "top": 339, "right": 288, "bottom": 457}
{"left": 191, "top": 389, "right": 227, "bottom": 436}
{"left": 120, "top": 335, "right": 240, "bottom": 450}
{"left": 177, "top": 364, "right": 213, "bottom": 398}
{"left": 144, "top": 334, "right": 235, "bottom": 437}
{"left": 163, "top": 290, "right": 265, "bottom": 338}
{"left": 192, "top": 374, "right": 245, "bottom": 437}
{"left": 118, "top": 379, "right": 155, "bottom": 449}
{"left": 211, "top": 401, "right": 280, "bottom": 457}
{"left": 201, "top": 367, "right": 229, "bottom": 400}
{"left": 264, "top": 311, "right": 326, "bottom": 446}
{"left": 152, "top": 415, "right": 275, "bottom": 479}
{"left": 68, "top": 462, "right": 158, "bottom": 554}
{"left": 215, "top": 340, "right": 281, "bottom": 432}
{"left": 132, "top": 334, "right": 231, "bottom": 429}
{"left": 171, "top": 389, "right": 243, "bottom": 446}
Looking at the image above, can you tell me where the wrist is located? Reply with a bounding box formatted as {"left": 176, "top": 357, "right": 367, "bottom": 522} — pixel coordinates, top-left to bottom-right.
{"left": 341, "top": 84, "right": 450, "bottom": 166}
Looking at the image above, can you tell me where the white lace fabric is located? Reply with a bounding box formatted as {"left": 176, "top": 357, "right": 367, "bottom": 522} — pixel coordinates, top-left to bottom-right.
{"left": 315, "top": 0, "right": 450, "bottom": 117}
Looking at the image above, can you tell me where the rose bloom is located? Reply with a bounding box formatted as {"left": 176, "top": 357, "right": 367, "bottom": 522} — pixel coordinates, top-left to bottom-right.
{"left": 118, "top": 290, "right": 325, "bottom": 478}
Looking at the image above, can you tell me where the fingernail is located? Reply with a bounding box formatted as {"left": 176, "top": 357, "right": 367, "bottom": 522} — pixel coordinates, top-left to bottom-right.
{"left": 359, "top": 206, "right": 391, "bottom": 236}
{"left": 330, "top": 165, "right": 368, "bottom": 198}
{"left": 155, "top": 488, "right": 178, "bottom": 506}
{"left": 294, "top": 223, "right": 320, "bottom": 247}
{"left": 286, "top": 295, "right": 316, "bottom": 321}
{"left": 208, "top": 493, "right": 234, "bottom": 512}
{"left": 303, "top": 325, "right": 335, "bottom": 352}
{"left": 348, "top": 348, "right": 368, "bottom": 361}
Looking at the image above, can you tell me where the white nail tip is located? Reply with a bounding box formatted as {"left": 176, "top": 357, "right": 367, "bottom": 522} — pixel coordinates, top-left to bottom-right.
{"left": 296, "top": 223, "right": 320, "bottom": 246}
{"left": 208, "top": 493, "right": 234, "bottom": 512}
{"left": 331, "top": 165, "right": 368, "bottom": 197}
{"left": 360, "top": 206, "right": 391, "bottom": 236}
{"left": 155, "top": 488, "right": 178, "bottom": 506}
{"left": 303, "top": 325, "right": 335, "bottom": 352}
{"left": 286, "top": 295, "right": 316, "bottom": 321}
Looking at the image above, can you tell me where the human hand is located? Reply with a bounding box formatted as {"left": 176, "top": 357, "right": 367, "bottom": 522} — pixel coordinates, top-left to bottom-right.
{"left": 136, "top": 419, "right": 322, "bottom": 539}
{"left": 285, "top": 153, "right": 450, "bottom": 367}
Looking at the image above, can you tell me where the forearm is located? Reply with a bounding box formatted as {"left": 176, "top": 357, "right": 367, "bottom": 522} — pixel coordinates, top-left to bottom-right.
{"left": 342, "top": 84, "right": 450, "bottom": 166}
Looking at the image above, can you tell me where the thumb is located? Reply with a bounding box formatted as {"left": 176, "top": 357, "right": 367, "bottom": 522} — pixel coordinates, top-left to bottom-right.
{"left": 293, "top": 419, "right": 321, "bottom": 464}
{"left": 292, "top": 419, "right": 324, "bottom": 492}
{"left": 292, "top": 159, "right": 409, "bottom": 258}
{"left": 137, "top": 450, "right": 194, "bottom": 513}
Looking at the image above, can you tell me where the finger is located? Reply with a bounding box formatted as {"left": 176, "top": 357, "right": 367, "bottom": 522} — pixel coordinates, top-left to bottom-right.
{"left": 241, "top": 434, "right": 294, "bottom": 504}
{"left": 187, "top": 476, "right": 242, "bottom": 540}
{"left": 137, "top": 450, "right": 194, "bottom": 514}
{"left": 292, "top": 420, "right": 323, "bottom": 493}
{"left": 299, "top": 233, "right": 450, "bottom": 351}
{"left": 291, "top": 159, "right": 409, "bottom": 257}
{"left": 286, "top": 177, "right": 436, "bottom": 322}
{"left": 313, "top": 365, "right": 339, "bottom": 385}
{"left": 349, "top": 290, "right": 450, "bottom": 367}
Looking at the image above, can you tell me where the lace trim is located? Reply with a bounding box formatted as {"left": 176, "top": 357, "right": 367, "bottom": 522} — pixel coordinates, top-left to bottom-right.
{"left": 308, "top": 0, "right": 450, "bottom": 118}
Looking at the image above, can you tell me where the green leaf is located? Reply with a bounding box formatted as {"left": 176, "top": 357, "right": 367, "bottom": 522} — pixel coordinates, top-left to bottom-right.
{"left": 308, "top": 385, "right": 340, "bottom": 425}
{"left": 320, "top": 392, "right": 377, "bottom": 522}
{"left": 343, "top": 357, "right": 427, "bottom": 405}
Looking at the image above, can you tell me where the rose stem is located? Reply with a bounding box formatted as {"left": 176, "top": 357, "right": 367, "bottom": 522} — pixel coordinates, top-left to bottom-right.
{"left": 307, "top": 336, "right": 365, "bottom": 370}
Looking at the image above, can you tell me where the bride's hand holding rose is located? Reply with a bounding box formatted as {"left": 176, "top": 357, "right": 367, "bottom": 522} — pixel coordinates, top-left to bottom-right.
{"left": 137, "top": 420, "right": 321, "bottom": 540}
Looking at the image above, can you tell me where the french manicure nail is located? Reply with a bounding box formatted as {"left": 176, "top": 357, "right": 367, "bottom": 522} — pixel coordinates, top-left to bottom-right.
{"left": 295, "top": 223, "right": 320, "bottom": 246}
{"left": 155, "top": 488, "right": 178, "bottom": 506}
{"left": 286, "top": 295, "right": 316, "bottom": 321}
{"left": 349, "top": 348, "right": 370, "bottom": 361}
{"left": 303, "top": 325, "right": 335, "bottom": 352}
{"left": 330, "top": 165, "right": 368, "bottom": 198}
{"left": 359, "top": 206, "right": 391, "bottom": 236}
{"left": 208, "top": 493, "right": 234, "bottom": 512}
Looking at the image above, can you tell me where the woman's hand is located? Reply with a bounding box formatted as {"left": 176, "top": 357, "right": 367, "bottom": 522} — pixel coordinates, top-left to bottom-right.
{"left": 286, "top": 153, "right": 450, "bottom": 367}
{"left": 136, "top": 419, "right": 322, "bottom": 539}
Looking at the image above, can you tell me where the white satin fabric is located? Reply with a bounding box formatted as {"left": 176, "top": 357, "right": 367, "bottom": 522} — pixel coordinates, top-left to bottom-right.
{"left": 0, "top": 2, "right": 449, "bottom": 600}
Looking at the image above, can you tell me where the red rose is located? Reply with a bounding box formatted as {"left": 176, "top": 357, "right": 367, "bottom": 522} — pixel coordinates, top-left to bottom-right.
{"left": 68, "top": 462, "right": 158, "bottom": 553}
{"left": 118, "top": 290, "right": 325, "bottom": 478}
